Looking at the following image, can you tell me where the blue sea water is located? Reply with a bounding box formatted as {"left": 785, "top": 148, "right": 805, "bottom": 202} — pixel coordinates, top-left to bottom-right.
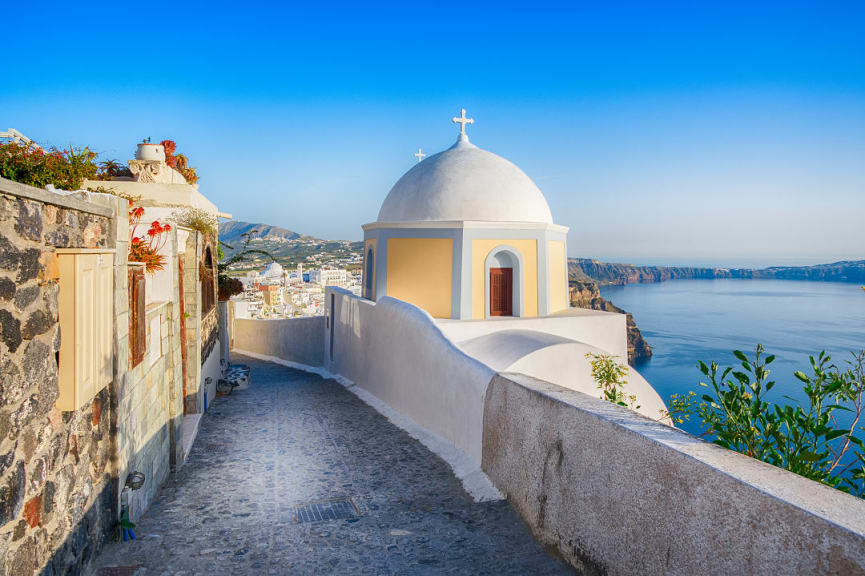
{"left": 600, "top": 279, "right": 865, "bottom": 437}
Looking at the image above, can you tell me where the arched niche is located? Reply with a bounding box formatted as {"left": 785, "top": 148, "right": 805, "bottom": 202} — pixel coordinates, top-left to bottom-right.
{"left": 483, "top": 245, "right": 524, "bottom": 317}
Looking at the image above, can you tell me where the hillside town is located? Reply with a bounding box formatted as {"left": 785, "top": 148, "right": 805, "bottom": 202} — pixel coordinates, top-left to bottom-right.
{"left": 231, "top": 261, "right": 362, "bottom": 319}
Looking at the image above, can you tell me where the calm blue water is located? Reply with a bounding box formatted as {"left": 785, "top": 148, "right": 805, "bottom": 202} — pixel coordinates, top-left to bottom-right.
{"left": 601, "top": 279, "right": 865, "bottom": 436}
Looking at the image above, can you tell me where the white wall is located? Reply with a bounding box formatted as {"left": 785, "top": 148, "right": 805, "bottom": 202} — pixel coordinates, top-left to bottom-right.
{"left": 484, "top": 372, "right": 865, "bottom": 575}
{"left": 459, "top": 329, "right": 667, "bottom": 420}
{"left": 325, "top": 289, "right": 494, "bottom": 466}
{"left": 233, "top": 316, "right": 325, "bottom": 367}
{"left": 437, "top": 307, "right": 628, "bottom": 359}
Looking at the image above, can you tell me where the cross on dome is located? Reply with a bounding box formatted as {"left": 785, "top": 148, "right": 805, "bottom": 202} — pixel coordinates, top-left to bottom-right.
{"left": 414, "top": 148, "right": 426, "bottom": 162}
{"left": 452, "top": 108, "right": 474, "bottom": 136}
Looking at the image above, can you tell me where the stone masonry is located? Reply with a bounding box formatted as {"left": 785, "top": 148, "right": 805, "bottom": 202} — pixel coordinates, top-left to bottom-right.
{"left": 0, "top": 182, "right": 116, "bottom": 575}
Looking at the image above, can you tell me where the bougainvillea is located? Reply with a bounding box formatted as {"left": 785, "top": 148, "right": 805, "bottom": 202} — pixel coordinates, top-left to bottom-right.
{"left": 0, "top": 142, "right": 100, "bottom": 189}
{"left": 128, "top": 202, "right": 171, "bottom": 273}
{"left": 160, "top": 139, "right": 198, "bottom": 184}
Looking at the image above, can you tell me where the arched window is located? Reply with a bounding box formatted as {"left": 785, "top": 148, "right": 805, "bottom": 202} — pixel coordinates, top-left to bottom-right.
{"left": 200, "top": 246, "right": 216, "bottom": 315}
{"left": 364, "top": 248, "right": 375, "bottom": 299}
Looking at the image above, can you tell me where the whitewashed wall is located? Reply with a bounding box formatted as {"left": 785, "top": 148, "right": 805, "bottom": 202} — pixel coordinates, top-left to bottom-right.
{"left": 325, "top": 289, "right": 494, "bottom": 466}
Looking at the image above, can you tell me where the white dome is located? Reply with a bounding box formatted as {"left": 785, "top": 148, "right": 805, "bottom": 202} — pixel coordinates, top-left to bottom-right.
{"left": 262, "top": 262, "right": 284, "bottom": 278}
{"left": 377, "top": 135, "right": 553, "bottom": 224}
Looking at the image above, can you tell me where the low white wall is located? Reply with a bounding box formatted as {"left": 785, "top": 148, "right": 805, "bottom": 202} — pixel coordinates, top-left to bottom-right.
{"left": 233, "top": 316, "right": 325, "bottom": 367}
{"left": 438, "top": 307, "right": 628, "bottom": 359}
{"left": 483, "top": 373, "right": 865, "bottom": 576}
{"left": 458, "top": 328, "right": 667, "bottom": 421}
{"left": 325, "top": 289, "right": 494, "bottom": 467}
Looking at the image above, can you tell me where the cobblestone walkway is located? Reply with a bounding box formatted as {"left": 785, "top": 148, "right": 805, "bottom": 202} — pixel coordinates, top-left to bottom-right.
{"left": 93, "top": 355, "right": 572, "bottom": 575}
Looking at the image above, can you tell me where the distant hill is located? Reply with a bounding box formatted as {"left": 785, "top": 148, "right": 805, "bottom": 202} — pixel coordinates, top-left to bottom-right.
{"left": 569, "top": 258, "right": 865, "bottom": 286}
{"left": 219, "top": 220, "right": 311, "bottom": 244}
{"left": 218, "top": 220, "right": 363, "bottom": 271}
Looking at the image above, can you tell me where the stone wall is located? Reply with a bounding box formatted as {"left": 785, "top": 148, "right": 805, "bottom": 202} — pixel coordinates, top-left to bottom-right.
{"left": 482, "top": 372, "right": 865, "bottom": 576}
{"left": 0, "top": 177, "right": 117, "bottom": 575}
{"left": 0, "top": 177, "right": 190, "bottom": 575}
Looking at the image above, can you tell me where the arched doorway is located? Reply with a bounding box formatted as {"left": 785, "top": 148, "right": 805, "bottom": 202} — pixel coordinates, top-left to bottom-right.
{"left": 364, "top": 247, "right": 375, "bottom": 299}
{"left": 484, "top": 246, "right": 523, "bottom": 318}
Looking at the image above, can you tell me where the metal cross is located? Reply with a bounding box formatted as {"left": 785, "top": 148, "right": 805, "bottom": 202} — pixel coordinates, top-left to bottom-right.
{"left": 452, "top": 108, "right": 474, "bottom": 136}
{"left": 414, "top": 148, "right": 426, "bottom": 162}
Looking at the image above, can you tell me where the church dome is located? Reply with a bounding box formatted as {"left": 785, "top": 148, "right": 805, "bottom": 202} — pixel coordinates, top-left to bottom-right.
{"left": 377, "top": 134, "right": 553, "bottom": 224}
{"left": 262, "top": 262, "right": 284, "bottom": 278}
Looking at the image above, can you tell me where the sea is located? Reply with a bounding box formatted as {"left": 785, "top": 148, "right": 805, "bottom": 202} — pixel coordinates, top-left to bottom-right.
{"left": 601, "top": 278, "right": 865, "bottom": 437}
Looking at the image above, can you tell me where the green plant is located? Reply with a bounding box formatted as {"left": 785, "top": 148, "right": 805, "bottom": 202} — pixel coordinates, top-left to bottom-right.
{"left": 171, "top": 207, "right": 217, "bottom": 237}
{"left": 94, "top": 159, "right": 132, "bottom": 180}
{"left": 586, "top": 353, "right": 639, "bottom": 410}
{"left": 0, "top": 142, "right": 99, "bottom": 189}
{"left": 161, "top": 140, "right": 198, "bottom": 184}
{"left": 668, "top": 345, "right": 865, "bottom": 498}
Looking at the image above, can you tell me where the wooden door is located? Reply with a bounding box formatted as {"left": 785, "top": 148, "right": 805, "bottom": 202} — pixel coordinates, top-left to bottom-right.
{"left": 490, "top": 268, "right": 513, "bottom": 316}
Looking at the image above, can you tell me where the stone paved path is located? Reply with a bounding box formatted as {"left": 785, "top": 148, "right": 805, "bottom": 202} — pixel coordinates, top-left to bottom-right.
{"left": 93, "top": 355, "right": 572, "bottom": 575}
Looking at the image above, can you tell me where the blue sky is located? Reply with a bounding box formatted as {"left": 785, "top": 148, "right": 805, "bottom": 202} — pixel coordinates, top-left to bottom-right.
{"left": 2, "top": 1, "right": 864, "bottom": 267}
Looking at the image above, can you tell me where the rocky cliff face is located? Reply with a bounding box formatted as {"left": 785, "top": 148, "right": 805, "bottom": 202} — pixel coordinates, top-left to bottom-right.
{"left": 569, "top": 280, "right": 652, "bottom": 365}
{"left": 569, "top": 258, "right": 865, "bottom": 286}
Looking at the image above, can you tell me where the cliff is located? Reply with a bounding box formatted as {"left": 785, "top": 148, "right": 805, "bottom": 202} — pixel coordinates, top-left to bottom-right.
{"left": 569, "top": 258, "right": 865, "bottom": 286}
{"left": 569, "top": 280, "right": 652, "bottom": 365}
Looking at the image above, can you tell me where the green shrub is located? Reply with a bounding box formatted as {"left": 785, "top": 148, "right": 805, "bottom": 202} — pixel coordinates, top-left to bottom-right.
{"left": 0, "top": 142, "right": 100, "bottom": 190}
{"left": 586, "top": 353, "right": 639, "bottom": 410}
{"left": 666, "top": 345, "right": 865, "bottom": 498}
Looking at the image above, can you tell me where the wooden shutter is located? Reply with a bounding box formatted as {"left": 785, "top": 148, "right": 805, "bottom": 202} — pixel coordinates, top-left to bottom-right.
{"left": 129, "top": 267, "right": 146, "bottom": 368}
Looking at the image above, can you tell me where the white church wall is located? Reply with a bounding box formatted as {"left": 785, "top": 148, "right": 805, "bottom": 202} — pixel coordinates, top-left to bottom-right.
{"left": 324, "top": 288, "right": 495, "bottom": 467}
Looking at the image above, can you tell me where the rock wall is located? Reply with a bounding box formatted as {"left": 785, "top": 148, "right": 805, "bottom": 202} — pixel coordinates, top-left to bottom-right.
{"left": 0, "top": 177, "right": 189, "bottom": 575}
{"left": 0, "top": 182, "right": 116, "bottom": 575}
{"left": 569, "top": 280, "right": 652, "bottom": 364}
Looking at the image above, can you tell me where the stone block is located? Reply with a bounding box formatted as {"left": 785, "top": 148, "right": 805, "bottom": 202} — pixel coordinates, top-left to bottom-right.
{"left": 17, "top": 248, "right": 40, "bottom": 283}
{"left": 15, "top": 198, "right": 43, "bottom": 242}
{"left": 38, "top": 251, "right": 59, "bottom": 284}
{"left": 12, "top": 284, "right": 38, "bottom": 310}
{"left": 22, "top": 309, "right": 53, "bottom": 340}
{"left": 0, "top": 277, "right": 15, "bottom": 302}
{"left": 0, "top": 234, "right": 19, "bottom": 271}
{"left": 0, "top": 461, "right": 25, "bottom": 525}
{"left": 23, "top": 494, "right": 41, "bottom": 527}
{"left": 0, "top": 309, "right": 22, "bottom": 353}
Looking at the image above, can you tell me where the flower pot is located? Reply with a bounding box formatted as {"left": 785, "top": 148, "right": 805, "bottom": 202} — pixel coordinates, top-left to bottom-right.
{"left": 136, "top": 143, "right": 165, "bottom": 162}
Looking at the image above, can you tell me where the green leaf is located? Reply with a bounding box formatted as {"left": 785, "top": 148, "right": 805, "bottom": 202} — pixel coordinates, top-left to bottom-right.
{"left": 798, "top": 450, "right": 823, "bottom": 462}
{"left": 733, "top": 350, "right": 748, "bottom": 362}
{"left": 794, "top": 371, "right": 809, "bottom": 383}
{"left": 824, "top": 429, "right": 848, "bottom": 441}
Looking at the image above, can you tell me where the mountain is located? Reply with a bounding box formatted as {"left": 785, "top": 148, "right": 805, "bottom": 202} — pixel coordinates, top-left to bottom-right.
{"left": 219, "top": 221, "right": 311, "bottom": 244}
{"left": 218, "top": 220, "right": 363, "bottom": 270}
{"left": 569, "top": 258, "right": 865, "bottom": 286}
